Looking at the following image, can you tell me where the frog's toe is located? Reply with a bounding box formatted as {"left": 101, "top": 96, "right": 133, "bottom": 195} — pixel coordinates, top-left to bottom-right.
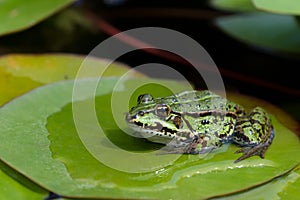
{"left": 234, "top": 147, "right": 250, "bottom": 154}
{"left": 234, "top": 145, "right": 266, "bottom": 163}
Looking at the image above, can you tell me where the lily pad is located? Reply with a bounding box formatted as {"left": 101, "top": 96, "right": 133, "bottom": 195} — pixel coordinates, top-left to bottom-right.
{"left": 216, "top": 13, "right": 300, "bottom": 54}
{"left": 280, "top": 166, "right": 300, "bottom": 199}
{"left": 0, "top": 77, "right": 299, "bottom": 199}
{"left": 0, "top": 161, "right": 48, "bottom": 200}
{"left": 0, "top": 54, "right": 144, "bottom": 84}
{"left": 0, "top": 54, "right": 144, "bottom": 199}
{"left": 210, "top": 0, "right": 257, "bottom": 12}
{"left": 253, "top": 0, "right": 300, "bottom": 16}
{"left": 211, "top": 165, "right": 300, "bottom": 199}
{"left": 0, "top": 54, "right": 143, "bottom": 105}
{"left": 0, "top": 65, "right": 41, "bottom": 107}
{"left": 0, "top": 0, "right": 75, "bottom": 36}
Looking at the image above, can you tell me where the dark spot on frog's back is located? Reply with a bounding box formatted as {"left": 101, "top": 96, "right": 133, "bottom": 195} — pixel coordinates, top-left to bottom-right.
{"left": 201, "top": 119, "right": 209, "bottom": 125}
{"left": 199, "top": 111, "right": 212, "bottom": 117}
{"left": 218, "top": 132, "right": 227, "bottom": 138}
{"left": 234, "top": 131, "right": 250, "bottom": 143}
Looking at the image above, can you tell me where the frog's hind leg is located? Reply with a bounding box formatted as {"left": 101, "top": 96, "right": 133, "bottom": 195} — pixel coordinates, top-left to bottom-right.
{"left": 233, "top": 107, "right": 275, "bottom": 163}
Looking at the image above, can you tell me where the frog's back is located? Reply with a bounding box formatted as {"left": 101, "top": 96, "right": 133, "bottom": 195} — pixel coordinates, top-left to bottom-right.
{"left": 161, "top": 90, "right": 244, "bottom": 115}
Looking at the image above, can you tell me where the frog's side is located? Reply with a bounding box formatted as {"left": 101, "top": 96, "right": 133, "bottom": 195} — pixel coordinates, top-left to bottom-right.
{"left": 126, "top": 90, "right": 274, "bottom": 163}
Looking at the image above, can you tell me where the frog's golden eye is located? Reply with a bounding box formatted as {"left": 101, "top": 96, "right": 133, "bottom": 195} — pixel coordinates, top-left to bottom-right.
{"left": 154, "top": 104, "right": 171, "bottom": 117}
{"left": 137, "top": 94, "right": 154, "bottom": 104}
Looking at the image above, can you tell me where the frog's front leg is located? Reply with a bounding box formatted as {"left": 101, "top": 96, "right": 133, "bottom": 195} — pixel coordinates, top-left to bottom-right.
{"left": 163, "top": 134, "right": 222, "bottom": 155}
{"left": 233, "top": 107, "right": 274, "bottom": 163}
{"left": 184, "top": 134, "right": 222, "bottom": 154}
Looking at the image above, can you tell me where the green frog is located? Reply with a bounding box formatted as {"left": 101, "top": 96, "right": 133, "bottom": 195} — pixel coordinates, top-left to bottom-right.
{"left": 126, "top": 90, "right": 274, "bottom": 163}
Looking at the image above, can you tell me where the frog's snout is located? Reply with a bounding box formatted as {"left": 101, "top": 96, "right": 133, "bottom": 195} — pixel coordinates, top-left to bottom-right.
{"left": 125, "top": 113, "right": 140, "bottom": 126}
{"left": 125, "top": 113, "right": 134, "bottom": 123}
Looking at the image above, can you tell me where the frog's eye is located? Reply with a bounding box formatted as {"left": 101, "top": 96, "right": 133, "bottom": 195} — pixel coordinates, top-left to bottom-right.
{"left": 137, "top": 94, "right": 154, "bottom": 104}
{"left": 154, "top": 104, "right": 171, "bottom": 117}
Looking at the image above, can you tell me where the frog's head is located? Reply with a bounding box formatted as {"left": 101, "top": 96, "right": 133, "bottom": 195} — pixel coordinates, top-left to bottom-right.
{"left": 126, "top": 94, "right": 183, "bottom": 143}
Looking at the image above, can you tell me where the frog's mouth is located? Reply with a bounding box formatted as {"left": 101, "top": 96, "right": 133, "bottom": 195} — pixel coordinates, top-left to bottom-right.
{"left": 126, "top": 113, "right": 168, "bottom": 131}
{"left": 125, "top": 113, "right": 178, "bottom": 140}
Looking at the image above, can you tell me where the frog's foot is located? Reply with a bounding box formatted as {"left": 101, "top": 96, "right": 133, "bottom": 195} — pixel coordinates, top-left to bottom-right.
{"left": 157, "top": 136, "right": 195, "bottom": 154}
{"left": 234, "top": 127, "right": 275, "bottom": 163}
{"left": 234, "top": 145, "right": 265, "bottom": 163}
{"left": 233, "top": 107, "right": 275, "bottom": 163}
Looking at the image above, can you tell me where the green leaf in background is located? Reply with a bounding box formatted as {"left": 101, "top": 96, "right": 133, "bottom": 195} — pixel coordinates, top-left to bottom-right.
{"left": 253, "top": 0, "right": 300, "bottom": 16}
{"left": 210, "top": 0, "right": 257, "bottom": 12}
{"left": 216, "top": 13, "right": 300, "bottom": 54}
{"left": 0, "top": 7, "right": 99, "bottom": 53}
{"left": 0, "top": 65, "right": 41, "bottom": 107}
{"left": 0, "top": 54, "right": 143, "bottom": 105}
{"left": 0, "top": 77, "right": 299, "bottom": 199}
{"left": 0, "top": 0, "right": 75, "bottom": 36}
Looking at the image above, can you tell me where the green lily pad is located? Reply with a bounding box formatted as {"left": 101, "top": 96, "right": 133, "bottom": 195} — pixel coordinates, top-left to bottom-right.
{"left": 0, "top": 54, "right": 143, "bottom": 105}
{"left": 0, "top": 0, "right": 75, "bottom": 36}
{"left": 210, "top": 0, "right": 257, "bottom": 12}
{"left": 0, "top": 65, "right": 41, "bottom": 107}
{"left": 0, "top": 54, "right": 143, "bottom": 84}
{"left": 280, "top": 166, "right": 300, "bottom": 199}
{"left": 216, "top": 13, "right": 300, "bottom": 54}
{"left": 0, "top": 77, "right": 299, "bottom": 199}
{"left": 253, "top": 0, "right": 300, "bottom": 16}
{"left": 0, "top": 161, "right": 48, "bottom": 200}
{"left": 0, "top": 54, "right": 144, "bottom": 199}
{"left": 211, "top": 165, "right": 300, "bottom": 199}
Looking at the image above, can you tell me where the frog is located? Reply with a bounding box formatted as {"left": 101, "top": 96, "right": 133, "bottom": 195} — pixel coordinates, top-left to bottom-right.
{"left": 125, "top": 90, "right": 274, "bottom": 163}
